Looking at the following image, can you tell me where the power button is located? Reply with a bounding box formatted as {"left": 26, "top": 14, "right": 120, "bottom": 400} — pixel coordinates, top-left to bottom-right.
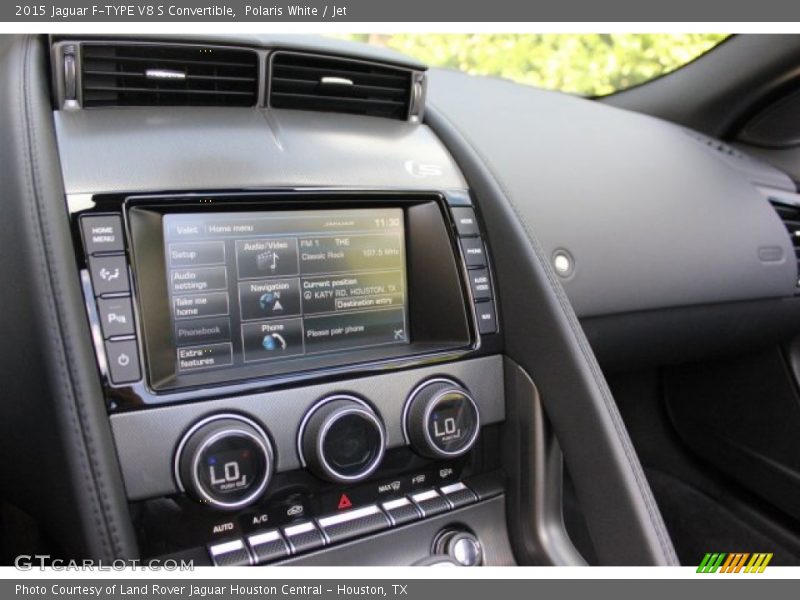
{"left": 104, "top": 339, "right": 141, "bottom": 384}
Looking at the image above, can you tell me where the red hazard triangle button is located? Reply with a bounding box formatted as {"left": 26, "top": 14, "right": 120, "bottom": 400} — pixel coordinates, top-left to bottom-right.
{"left": 337, "top": 493, "right": 353, "bottom": 510}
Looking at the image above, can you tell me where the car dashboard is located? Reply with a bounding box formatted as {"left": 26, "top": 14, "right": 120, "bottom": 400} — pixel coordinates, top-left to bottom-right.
{"left": 2, "top": 33, "right": 800, "bottom": 567}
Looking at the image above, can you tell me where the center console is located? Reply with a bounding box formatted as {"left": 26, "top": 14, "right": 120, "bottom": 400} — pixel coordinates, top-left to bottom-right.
{"left": 71, "top": 189, "right": 510, "bottom": 566}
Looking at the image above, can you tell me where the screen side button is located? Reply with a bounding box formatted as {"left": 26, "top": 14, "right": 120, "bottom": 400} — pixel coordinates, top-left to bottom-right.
{"left": 468, "top": 268, "right": 492, "bottom": 301}
{"left": 452, "top": 207, "right": 480, "bottom": 237}
{"left": 460, "top": 238, "right": 487, "bottom": 268}
{"left": 104, "top": 339, "right": 141, "bottom": 384}
{"left": 88, "top": 255, "right": 130, "bottom": 296}
{"left": 81, "top": 215, "right": 125, "bottom": 255}
{"left": 475, "top": 300, "right": 497, "bottom": 335}
{"left": 97, "top": 297, "right": 135, "bottom": 338}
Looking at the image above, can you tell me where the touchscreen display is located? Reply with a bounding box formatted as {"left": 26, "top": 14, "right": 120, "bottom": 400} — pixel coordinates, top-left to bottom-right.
{"left": 162, "top": 209, "right": 408, "bottom": 374}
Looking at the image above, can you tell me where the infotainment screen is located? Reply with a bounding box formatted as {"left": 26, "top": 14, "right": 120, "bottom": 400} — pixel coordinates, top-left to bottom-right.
{"left": 161, "top": 209, "right": 409, "bottom": 374}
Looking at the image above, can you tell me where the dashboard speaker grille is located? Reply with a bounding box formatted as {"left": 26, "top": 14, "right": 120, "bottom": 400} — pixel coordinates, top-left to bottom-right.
{"left": 769, "top": 198, "right": 800, "bottom": 286}
{"left": 80, "top": 43, "right": 259, "bottom": 108}
{"left": 269, "top": 52, "right": 413, "bottom": 120}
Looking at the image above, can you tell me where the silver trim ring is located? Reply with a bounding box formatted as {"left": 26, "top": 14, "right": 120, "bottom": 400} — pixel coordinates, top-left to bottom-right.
{"left": 173, "top": 413, "right": 274, "bottom": 511}
{"left": 401, "top": 377, "right": 462, "bottom": 444}
{"left": 421, "top": 388, "right": 480, "bottom": 457}
{"left": 316, "top": 406, "right": 387, "bottom": 483}
{"left": 296, "top": 394, "right": 373, "bottom": 468}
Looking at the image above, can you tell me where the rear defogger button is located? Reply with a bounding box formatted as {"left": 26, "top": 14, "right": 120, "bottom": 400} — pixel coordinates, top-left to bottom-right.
{"left": 409, "top": 489, "right": 450, "bottom": 517}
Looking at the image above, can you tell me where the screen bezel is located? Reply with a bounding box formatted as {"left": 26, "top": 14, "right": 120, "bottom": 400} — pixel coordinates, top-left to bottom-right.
{"left": 127, "top": 192, "right": 473, "bottom": 393}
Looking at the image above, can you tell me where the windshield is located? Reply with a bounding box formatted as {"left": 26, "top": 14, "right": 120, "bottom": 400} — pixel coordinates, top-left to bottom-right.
{"left": 342, "top": 34, "right": 728, "bottom": 96}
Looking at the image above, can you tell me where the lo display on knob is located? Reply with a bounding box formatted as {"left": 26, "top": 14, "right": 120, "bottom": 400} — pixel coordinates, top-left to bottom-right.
{"left": 404, "top": 378, "right": 480, "bottom": 459}
{"left": 174, "top": 414, "right": 274, "bottom": 511}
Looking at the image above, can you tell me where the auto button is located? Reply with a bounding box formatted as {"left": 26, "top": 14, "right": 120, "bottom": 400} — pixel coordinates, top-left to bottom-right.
{"left": 208, "top": 539, "right": 252, "bottom": 566}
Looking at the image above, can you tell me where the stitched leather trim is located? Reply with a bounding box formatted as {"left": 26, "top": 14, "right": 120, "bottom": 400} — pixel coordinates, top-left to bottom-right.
{"left": 426, "top": 103, "right": 678, "bottom": 565}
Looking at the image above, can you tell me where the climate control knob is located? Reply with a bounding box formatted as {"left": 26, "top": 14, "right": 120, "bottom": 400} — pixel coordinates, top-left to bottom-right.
{"left": 405, "top": 379, "right": 480, "bottom": 459}
{"left": 300, "top": 395, "right": 386, "bottom": 484}
{"left": 175, "top": 414, "right": 274, "bottom": 511}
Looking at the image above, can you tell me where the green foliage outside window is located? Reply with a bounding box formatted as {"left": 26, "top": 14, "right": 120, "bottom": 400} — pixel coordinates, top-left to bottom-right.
{"left": 341, "top": 34, "right": 728, "bottom": 96}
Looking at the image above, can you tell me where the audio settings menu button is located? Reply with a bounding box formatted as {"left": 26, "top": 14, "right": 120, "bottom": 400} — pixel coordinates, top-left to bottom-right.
{"left": 242, "top": 318, "right": 304, "bottom": 363}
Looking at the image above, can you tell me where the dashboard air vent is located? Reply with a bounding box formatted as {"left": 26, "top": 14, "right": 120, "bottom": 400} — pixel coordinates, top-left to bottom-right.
{"left": 269, "top": 52, "right": 414, "bottom": 120}
{"left": 80, "top": 43, "right": 258, "bottom": 108}
{"left": 769, "top": 198, "right": 800, "bottom": 287}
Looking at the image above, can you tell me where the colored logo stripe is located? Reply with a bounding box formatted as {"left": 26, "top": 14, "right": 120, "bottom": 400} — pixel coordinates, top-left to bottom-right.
{"left": 697, "top": 553, "right": 773, "bottom": 573}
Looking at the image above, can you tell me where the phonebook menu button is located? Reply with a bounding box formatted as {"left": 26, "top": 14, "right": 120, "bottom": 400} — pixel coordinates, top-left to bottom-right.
{"left": 177, "top": 342, "right": 233, "bottom": 372}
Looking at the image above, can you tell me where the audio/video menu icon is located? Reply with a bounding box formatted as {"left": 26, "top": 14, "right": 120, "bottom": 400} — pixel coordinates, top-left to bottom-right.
{"left": 236, "top": 238, "right": 299, "bottom": 279}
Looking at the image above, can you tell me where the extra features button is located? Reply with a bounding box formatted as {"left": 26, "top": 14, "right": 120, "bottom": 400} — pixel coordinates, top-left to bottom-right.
{"left": 177, "top": 342, "right": 233, "bottom": 372}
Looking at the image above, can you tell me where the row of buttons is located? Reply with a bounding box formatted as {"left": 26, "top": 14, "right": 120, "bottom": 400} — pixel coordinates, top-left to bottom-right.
{"left": 80, "top": 215, "right": 141, "bottom": 385}
{"left": 208, "top": 482, "right": 479, "bottom": 566}
{"left": 451, "top": 207, "right": 497, "bottom": 335}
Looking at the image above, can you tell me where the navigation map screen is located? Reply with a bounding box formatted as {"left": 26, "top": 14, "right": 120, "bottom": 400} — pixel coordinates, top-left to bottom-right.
{"left": 162, "top": 208, "right": 409, "bottom": 374}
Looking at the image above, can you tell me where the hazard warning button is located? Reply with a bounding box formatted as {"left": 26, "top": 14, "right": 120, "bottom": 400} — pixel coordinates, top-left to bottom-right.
{"left": 317, "top": 504, "right": 390, "bottom": 544}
